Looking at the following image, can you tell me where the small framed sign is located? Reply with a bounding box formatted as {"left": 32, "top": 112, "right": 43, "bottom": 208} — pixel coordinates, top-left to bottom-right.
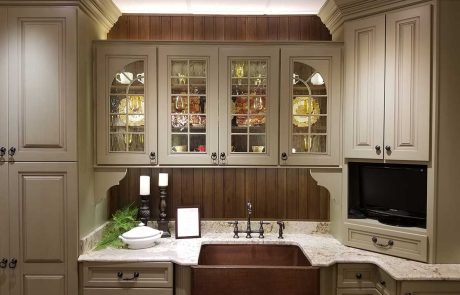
{"left": 175, "top": 206, "right": 201, "bottom": 239}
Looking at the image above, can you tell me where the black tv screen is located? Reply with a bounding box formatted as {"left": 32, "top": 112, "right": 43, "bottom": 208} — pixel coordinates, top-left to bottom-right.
{"left": 348, "top": 162, "right": 427, "bottom": 227}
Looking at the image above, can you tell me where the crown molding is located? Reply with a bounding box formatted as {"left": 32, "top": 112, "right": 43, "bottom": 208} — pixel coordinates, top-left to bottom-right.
{"left": 0, "top": 0, "right": 121, "bottom": 32}
{"left": 318, "top": 0, "right": 432, "bottom": 39}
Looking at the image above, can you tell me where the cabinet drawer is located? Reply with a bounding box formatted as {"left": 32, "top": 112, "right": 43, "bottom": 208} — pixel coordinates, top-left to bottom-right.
{"left": 82, "top": 262, "right": 173, "bottom": 288}
{"left": 337, "top": 264, "right": 376, "bottom": 288}
{"left": 84, "top": 288, "right": 173, "bottom": 295}
{"left": 375, "top": 268, "right": 396, "bottom": 295}
{"left": 337, "top": 288, "right": 382, "bottom": 295}
{"left": 345, "top": 223, "right": 428, "bottom": 262}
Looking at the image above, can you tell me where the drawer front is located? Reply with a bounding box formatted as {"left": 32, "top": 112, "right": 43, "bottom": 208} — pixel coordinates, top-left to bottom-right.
{"left": 84, "top": 288, "right": 173, "bottom": 295}
{"left": 375, "top": 268, "right": 396, "bottom": 295}
{"left": 345, "top": 223, "right": 428, "bottom": 262}
{"left": 337, "top": 264, "right": 376, "bottom": 288}
{"left": 337, "top": 288, "right": 382, "bottom": 295}
{"left": 83, "top": 262, "right": 173, "bottom": 288}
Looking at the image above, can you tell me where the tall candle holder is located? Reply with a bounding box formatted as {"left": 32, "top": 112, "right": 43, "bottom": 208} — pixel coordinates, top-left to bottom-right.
{"left": 157, "top": 186, "right": 171, "bottom": 237}
{"left": 139, "top": 175, "right": 151, "bottom": 226}
{"left": 157, "top": 173, "right": 170, "bottom": 238}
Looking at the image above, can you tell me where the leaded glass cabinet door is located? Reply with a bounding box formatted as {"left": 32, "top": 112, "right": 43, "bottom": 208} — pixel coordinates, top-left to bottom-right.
{"left": 158, "top": 46, "right": 218, "bottom": 165}
{"left": 279, "top": 46, "right": 341, "bottom": 166}
{"left": 219, "top": 47, "right": 279, "bottom": 165}
{"left": 96, "top": 44, "right": 157, "bottom": 165}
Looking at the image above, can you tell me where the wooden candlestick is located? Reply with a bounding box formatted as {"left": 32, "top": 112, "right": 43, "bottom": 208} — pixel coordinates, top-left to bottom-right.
{"left": 158, "top": 186, "right": 171, "bottom": 237}
{"left": 139, "top": 194, "right": 150, "bottom": 226}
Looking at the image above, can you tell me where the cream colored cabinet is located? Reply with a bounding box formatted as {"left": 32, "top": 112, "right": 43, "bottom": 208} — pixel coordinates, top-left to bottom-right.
{"left": 0, "top": 7, "right": 7, "bottom": 160}
{"left": 344, "top": 4, "right": 431, "bottom": 161}
{"left": 96, "top": 44, "right": 157, "bottom": 165}
{"left": 0, "top": 162, "right": 77, "bottom": 295}
{"left": 279, "top": 46, "right": 341, "bottom": 166}
{"left": 158, "top": 46, "right": 218, "bottom": 165}
{"left": 82, "top": 262, "right": 173, "bottom": 295}
{"left": 337, "top": 290, "right": 382, "bottom": 295}
{"left": 400, "top": 281, "right": 460, "bottom": 294}
{"left": 337, "top": 264, "right": 395, "bottom": 295}
{"left": 218, "top": 47, "right": 279, "bottom": 165}
{"left": 6, "top": 7, "right": 77, "bottom": 162}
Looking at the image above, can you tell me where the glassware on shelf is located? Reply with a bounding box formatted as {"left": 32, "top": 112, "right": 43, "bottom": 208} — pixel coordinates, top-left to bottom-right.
{"left": 174, "top": 96, "right": 186, "bottom": 112}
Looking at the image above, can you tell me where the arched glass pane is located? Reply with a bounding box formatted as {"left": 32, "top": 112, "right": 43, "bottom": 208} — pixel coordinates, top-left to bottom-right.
{"left": 109, "top": 60, "right": 145, "bottom": 152}
{"left": 291, "top": 61, "right": 327, "bottom": 154}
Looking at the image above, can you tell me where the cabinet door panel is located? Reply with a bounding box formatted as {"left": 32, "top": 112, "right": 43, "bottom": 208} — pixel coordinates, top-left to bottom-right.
{"left": 219, "top": 47, "right": 279, "bottom": 165}
{"left": 384, "top": 5, "right": 431, "bottom": 161}
{"left": 8, "top": 163, "right": 78, "bottom": 295}
{"left": 84, "top": 288, "right": 173, "bottom": 295}
{"left": 8, "top": 7, "right": 77, "bottom": 161}
{"left": 344, "top": 15, "right": 385, "bottom": 159}
{"left": 158, "top": 46, "right": 218, "bottom": 165}
{"left": 337, "top": 289, "right": 382, "bottom": 295}
{"left": 280, "top": 46, "right": 341, "bottom": 166}
{"left": 400, "top": 281, "right": 460, "bottom": 294}
{"left": 0, "top": 7, "right": 7, "bottom": 156}
{"left": 96, "top": 44, "right": 157, "bottom": 165}
{"left": 23, "top": 275, "right": 65, "bottom": 295}
{"left": 0, "top": 164, "right": 7, "bottom": 295}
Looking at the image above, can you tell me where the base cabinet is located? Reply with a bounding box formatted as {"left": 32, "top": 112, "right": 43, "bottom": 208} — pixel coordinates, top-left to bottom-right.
{"left": 400, "top": 281, "right": 460, "bottom": 294}
{"left": 337, "top": 289, "right": 382, "bottom": 295}
{"left": 84, "top": 289, "right": 173, "bottom": 295}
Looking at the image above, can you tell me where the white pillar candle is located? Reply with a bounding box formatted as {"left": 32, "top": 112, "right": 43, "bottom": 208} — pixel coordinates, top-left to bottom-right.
{"left": 140, "top": 175, "right": 150, "bottom": 195}
{"left": 158, "top": 173, "right": 168, "bottom": 187}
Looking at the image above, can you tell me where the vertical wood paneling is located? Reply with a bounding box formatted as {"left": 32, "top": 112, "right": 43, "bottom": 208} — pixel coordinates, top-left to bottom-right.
{"left": 109, "top": 168, "right": 330, "bottom": 220}
{"left": 108, "top": 15, "right": 331, "bottom": 41}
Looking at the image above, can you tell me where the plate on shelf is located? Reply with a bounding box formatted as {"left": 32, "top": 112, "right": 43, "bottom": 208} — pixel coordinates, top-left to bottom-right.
{"left": 292, "top": 96, "right": 320, "bottom": 127}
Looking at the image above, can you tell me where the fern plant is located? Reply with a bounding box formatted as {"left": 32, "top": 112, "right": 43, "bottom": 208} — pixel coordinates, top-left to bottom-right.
{"left": 96, "top": 204, "right": 139, "bottom": 250}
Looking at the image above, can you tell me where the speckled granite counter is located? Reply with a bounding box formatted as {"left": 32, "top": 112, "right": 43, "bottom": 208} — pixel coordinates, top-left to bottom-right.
{"left": 78, "top": 222, "right": 460, "bottom": 281}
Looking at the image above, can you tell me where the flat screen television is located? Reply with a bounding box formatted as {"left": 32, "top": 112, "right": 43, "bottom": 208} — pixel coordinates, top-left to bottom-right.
{"left": 348, "top": 162, "right": 427, "bottom": 228}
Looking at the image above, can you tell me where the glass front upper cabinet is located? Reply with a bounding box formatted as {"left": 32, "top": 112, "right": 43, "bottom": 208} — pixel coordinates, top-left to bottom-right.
{"left": 158, "top": 46, "right": 218, "bottom": 165}
{"left": 219, "top": 47, "right": 279, "bottom": 165}
{"left": 279, "top": 46, "right": 341, "bottom": 166}
{"left": 96, "top": 44, "right": 157, "bottom": 165}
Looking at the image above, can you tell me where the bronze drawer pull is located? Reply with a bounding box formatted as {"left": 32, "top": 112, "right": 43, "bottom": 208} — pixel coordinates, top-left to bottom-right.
{"left": 0, "top": 258, "right": 7, "bottom": 268}
{"left": 355, "top": 273, "right": 362, "bottom": 279}
{"left": 117, "top": 271, "right": 140, "bottom": 281}
{"left": 372, "top": 236, "right": 394, "bottom": 248}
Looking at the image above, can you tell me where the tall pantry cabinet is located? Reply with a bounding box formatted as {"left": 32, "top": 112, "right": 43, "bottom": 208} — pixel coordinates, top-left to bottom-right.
{"left": 0, "top": 3, "right": 119, "bottom": 295}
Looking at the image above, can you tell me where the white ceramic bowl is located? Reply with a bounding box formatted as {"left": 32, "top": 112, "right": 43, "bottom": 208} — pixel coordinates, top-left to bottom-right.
{"left": 119, "top": 233, "right": 162, "bottom": 250}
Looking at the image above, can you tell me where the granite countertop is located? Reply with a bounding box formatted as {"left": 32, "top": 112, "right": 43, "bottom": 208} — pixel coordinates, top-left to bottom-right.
{"left": 78, "top": 221, "right": 460, "bottom": 281}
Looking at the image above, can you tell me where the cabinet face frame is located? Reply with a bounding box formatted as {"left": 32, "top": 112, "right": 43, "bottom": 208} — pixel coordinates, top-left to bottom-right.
{"left": 0, "top": 164, "right": 8, "bottom": 295}
{"left": 158, "top": 46, "right": 219, "bottom": 165}
{"left": 279, "top": 46, "right": 342, "bottom": 166}
{"left": 384, "top": 4, "right": 431, "bottom": 161}
{"left": 8, "top": 162, "right": 78, "bottom": 295}
{"left": 7, "top": 7, "right": 77, "bottom": 162}
{"left": 96, "top": 44, "right": 157, "bottom": 165}
{"left": 218, "top": 46, "right": 280, "bottom": 166}
{"left": 343, "top": 15, "right": 386, "bottom": 160}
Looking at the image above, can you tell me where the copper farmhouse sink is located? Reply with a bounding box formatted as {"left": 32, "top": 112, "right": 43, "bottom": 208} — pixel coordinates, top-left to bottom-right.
{"left": 191, "top": 244, "right": 320, "bottom": 295}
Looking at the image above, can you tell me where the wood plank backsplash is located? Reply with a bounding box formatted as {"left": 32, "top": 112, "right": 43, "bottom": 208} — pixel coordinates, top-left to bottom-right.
{"left": 108, "top": 15, "right": 331, "bottom": 41}
{"left": 108, "top": 168, "right": 330, "bottom": 221}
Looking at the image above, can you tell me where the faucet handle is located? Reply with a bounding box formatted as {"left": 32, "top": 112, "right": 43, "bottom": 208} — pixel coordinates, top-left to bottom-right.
{"left": 228, "top": 221, "right": 239, "bottom": 238}
{"left": 277, "top": 221, "right": 285, "bottom": 239}
{"left": 258, "top": 221, "right": 269, "bottom": 239}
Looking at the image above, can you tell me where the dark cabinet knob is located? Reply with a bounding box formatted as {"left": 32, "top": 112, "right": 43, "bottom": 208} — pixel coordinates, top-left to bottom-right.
{"left": 220, "top": 152, "right": 226, "bottom": 161}
{"left": 0, "top": 147, "right": 6, "bottom": 157}
{"left": 380, "top": 280, "right": 386, "bottom": 286}
{"left": 0, "top": 258, "right": 7, "bottom": 268}
{"left": 355, "top": 273, "right": 362, "bottom": 279}
{"left": 385, "top": 145, "right": 391, "bottom": 152}
{"left": 211, "top": 152, "right": 217, "bottom": 161}
{"left": 281, "top": 152, "right": 288, "bottom": 160}
{"left": 375, "top": 145, "right": 381, "bottom": 151}
{"left": 149, "top": 152, "right": 156, "bottom": 161}
{"left": 8, "top": 147, "right": 16, "bottom": 157}
{"left": 9, "top": 258, "right": 17, "bottom": 269}
{"left": 117, "top": 271, "right": 139, "bottom": 281}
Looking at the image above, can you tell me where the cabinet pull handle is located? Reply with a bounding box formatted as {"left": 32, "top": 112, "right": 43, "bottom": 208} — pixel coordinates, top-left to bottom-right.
{"left": 117, "top": 271, "right": 139, "bottom": 281}
{"left": 0, "top": 147, "right": 6, "bottom": 157}
{"left": 281, "top": 152, "right": 288, "bottom": 161}
{"left": 8, "top": 258, "right": 17, "bottom": 269}
{"left": 8, "top": 147, "right": 16, "bottom": 157}
{"left": 375, "top": 145, "right": 381, "bottom": 152}
{"left": 372, "top": 236, "right": 394, "bottom": 248}
{"left": 0, "top": 258, "right": 7, "bottom": 268}
{"left": 220, "top": 152, "right": 226, "bottom": 161}
{"left": 385, "top": 145, "right": 391, "bottom": 152}
{"left": 149, "top": 152, "right": 156, "bottom": 161}
{"left": 355, "top": 273, "right": 362, "bottom": 279}
{"left": 380, "top": 280, "right": 386, "bottom": 286}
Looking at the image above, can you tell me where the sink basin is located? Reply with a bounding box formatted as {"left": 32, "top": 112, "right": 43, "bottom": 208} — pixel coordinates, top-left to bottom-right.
{"left": 191, "top": 244, "right": 319, "bottom": 295}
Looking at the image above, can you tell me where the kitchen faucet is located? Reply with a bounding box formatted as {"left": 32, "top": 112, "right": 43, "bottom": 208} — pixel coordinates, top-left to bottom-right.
{"left": 228, "top": 201, "right": 269, "bottom": 238}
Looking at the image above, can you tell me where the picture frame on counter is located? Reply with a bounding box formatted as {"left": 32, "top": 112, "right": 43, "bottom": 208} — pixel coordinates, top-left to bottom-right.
{"left": 175, "top": 206, "right": 201, "bottom": 239}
